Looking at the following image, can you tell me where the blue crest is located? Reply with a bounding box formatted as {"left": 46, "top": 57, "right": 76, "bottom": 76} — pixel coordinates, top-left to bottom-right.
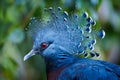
{"left": 26, "top": 7, "right": 105, "bottom": 57}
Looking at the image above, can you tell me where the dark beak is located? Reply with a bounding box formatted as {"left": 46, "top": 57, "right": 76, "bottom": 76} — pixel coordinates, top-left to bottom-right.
{"left": 24, "top": 49, "right": 37, "bottom": 61}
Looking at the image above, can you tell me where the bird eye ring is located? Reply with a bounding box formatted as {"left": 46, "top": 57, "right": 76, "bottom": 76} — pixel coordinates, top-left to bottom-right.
{"left": 41, "top": 42, "right": 48, "bottom": 49}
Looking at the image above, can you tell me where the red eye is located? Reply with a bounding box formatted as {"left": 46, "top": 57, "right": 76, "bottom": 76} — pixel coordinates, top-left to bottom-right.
{"left": 41, "top": 42, "right": 48, "bottom": 49}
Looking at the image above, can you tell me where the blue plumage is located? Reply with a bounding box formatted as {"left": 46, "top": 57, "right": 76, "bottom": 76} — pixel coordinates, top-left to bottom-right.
{"left": 58, "top": 58, "right": 120, "bottom": 80}
{"left": 24, "top": 7, "right": 120, "bottom": 80}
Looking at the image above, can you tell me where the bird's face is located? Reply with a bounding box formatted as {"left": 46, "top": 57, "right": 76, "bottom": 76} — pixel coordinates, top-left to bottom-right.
{"left": 24, "top": 31, "right": 61, "bottom": 61}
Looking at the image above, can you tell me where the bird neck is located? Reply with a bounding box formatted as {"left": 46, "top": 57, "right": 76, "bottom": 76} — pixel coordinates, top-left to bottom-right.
{"left": 45, "top": 53, "right": 76, "bottom": 73}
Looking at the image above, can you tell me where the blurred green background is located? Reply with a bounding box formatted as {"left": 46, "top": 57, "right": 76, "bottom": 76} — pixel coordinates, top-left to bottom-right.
{"left": 0, "top": 0, "right": 120, "bottom": 80}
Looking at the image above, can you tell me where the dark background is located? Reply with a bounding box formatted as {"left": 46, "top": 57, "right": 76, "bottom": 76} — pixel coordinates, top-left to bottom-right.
{"left": 0, "top": 0, "right": 120, "bottom": 80}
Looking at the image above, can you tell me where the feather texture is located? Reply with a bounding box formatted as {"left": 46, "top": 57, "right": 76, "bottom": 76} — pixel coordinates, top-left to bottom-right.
{"left": 26, "top": 7, "right": 105, "bottom": 57}
{"left": 24, "top": 7, "right": 120, "bottom": 80}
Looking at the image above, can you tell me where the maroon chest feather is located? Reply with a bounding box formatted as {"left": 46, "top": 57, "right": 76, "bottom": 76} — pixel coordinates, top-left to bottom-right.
{"left": 47, "top": 67, "right": 65, "bottom": 80}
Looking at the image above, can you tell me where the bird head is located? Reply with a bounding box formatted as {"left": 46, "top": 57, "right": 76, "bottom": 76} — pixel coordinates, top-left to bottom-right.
{"left": 24, "top": 7, "right": 105, "bottom": 61}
